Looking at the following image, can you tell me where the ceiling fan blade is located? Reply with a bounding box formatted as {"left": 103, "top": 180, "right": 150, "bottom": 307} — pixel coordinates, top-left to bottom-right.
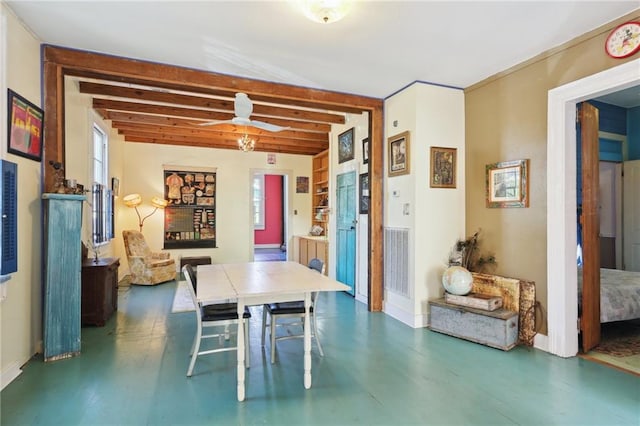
{"left": 197, "top": 119, "right": 233, "bottom": 127}
{"left": 249, "top": 120, "right": 289, "bottom": 132}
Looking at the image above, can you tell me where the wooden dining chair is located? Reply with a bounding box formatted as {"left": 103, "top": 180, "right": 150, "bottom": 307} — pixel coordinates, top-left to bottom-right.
{"left": 261, "top": 258, "right": 325, "bottom": 364}
{"left": 182, "top": 264, "right": 251, "bottom": 377}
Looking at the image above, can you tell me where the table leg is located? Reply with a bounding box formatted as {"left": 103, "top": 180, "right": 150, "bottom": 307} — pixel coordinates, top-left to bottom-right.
{"left": 304, "top": 292, "right": 312, "bottom": 389}
{"left": 236, "top": 299, "right": 246, "bottom": 401}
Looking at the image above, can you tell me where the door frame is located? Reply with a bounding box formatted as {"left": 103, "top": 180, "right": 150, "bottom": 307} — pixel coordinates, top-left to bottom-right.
{"left": 546, "top": 58, "right": 639, "bottom": 357}
{"left": 249, "top": 168, "right": 291, "bottom": 260}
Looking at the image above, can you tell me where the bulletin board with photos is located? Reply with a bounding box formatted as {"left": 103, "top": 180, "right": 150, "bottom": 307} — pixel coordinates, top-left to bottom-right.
{"left": 163, "top": 168, "right": 217, "bottom": 249}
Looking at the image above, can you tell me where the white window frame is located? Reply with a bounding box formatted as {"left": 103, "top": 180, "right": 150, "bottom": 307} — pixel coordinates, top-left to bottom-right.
{"left": 253, "top": 174, "right": 265, "bottom": 230}
{"left": 92, "top": 123, "right": 110, "bottom": 245}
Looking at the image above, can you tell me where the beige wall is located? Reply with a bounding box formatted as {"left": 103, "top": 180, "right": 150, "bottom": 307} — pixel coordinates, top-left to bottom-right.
{"left": 1, "top": 4, "right": 43, "bottom": 388}
{"left": 465, "top": 11, "right": 640, "bottom": 335}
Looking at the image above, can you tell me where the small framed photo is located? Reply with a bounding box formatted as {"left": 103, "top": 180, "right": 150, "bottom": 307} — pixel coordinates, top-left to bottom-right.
{"left": 7, "top": 89, "right": 44, "bottom": 162}
{"left": 296, "top": 176, "right": 309, "bottom": 193}
{"left": 359, "top": 173, "right": 369, "bottom": 214}
{"left": 338, "top": 127, "right": 355, "bottom": 164}
{"left": 388, "top": 131, "right": 410, "bottom": 177}
{"left": 486, "top": 159, "right": 530, "bottom": 208}
{"left": 362, "top": 137, "right": 369, "bottom": 165}
{"left": 430, "top": 147, "right": 457, "bottom": 188}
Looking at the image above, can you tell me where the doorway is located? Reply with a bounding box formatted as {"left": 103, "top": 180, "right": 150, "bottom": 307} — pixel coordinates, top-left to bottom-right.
{"left": 546, "top": 58, "right": 640, "bottom": 358}
{"left": 251, "top": 170, "right": 290, "bottom": 262}
{"left": 336, "top": 171, "right": 357, "bottom": 295}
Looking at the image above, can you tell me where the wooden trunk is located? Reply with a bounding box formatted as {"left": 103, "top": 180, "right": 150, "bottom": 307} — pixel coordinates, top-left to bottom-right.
{"left": 81, "top": 257, "right": 120, "bottom": 326}
{"left": 429, "top": 299, "right": 519, "bottom": 351}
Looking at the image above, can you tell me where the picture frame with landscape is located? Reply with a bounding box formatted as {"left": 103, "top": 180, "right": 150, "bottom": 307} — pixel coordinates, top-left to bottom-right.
{"left": 486, "top": 159, "right": 529, "bottom": 208}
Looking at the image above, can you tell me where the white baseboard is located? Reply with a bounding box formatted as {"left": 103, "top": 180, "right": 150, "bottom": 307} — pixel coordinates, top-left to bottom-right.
{"left": 383, "top": 302, "right": 421, "bottom": 328}
{"left": 254, "top": 244, "right": 282, "bottom": 249}
{"left": 1, "top": 362, "right": 22, "bottom": 390}
{"left": 533, "top": 333, "right": 549, "bottom": 353}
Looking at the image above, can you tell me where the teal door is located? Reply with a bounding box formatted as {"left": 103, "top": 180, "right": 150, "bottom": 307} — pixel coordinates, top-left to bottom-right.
{"left": 336, "top": 171, "right": 356, "bottom": 295}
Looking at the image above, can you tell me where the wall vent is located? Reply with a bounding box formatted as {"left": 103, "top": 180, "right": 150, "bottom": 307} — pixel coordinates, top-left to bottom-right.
{"left": 384, "top": 227, "right": 409, "bottom": 297}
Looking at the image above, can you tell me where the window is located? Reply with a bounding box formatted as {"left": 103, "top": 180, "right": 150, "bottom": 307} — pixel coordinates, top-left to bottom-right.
{"left": 253, "top": 174, "right": 265, "bottom": 230}
{"left": 92, "top": 124, "right": 112, "bottom": 245}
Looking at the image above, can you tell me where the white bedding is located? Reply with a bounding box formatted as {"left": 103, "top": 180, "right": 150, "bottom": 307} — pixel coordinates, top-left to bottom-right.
{"left": 578, "top": 268, "right": 640, "bottom": 323}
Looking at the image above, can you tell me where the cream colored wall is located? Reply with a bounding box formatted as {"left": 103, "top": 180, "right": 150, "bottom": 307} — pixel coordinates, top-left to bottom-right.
{"left": 384, "top": 83, "right": 465, "bottom": 327}
{"left": 465, "top": 11, "right": 640, "bottom": 335}
{"left": 64, "top": 77, "right": 126, "bottom": 260}
{"left": 0, "top": 4, "right": 43, "bottom": 388}
{"left": 117, "top": 142, "right": 312, "bottom": 272}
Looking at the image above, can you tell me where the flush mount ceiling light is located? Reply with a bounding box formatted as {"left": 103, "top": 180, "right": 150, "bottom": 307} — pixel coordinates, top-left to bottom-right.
{"left": 238, "top": 133, "right": 256, "bottom": 152}
{"left": 299, "top": 0, "right": 352, "bottom": 24}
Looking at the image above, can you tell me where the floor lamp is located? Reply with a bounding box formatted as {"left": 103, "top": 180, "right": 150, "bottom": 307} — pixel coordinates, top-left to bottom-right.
{"left": 123, "top": 193, "right": 168, "bottom": 232}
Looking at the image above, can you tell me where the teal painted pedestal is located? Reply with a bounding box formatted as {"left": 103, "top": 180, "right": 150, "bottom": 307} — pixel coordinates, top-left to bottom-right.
{"left": 42, "top": 193, "right": 85, "bottom": 362}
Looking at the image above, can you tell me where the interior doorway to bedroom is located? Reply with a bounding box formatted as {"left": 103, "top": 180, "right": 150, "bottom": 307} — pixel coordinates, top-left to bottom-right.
{"left": 252, "top": 171, "right": 288, "bottom": 262}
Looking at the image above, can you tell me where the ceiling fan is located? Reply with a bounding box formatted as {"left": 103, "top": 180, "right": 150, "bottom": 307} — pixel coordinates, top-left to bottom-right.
{"left": 199, "top": 93, "right": 288, "bottom": 132}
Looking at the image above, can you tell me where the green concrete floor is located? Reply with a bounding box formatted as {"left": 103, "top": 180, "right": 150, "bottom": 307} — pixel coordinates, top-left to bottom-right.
{"left": 2, "top": 280, "right": 639, "bottom": 425}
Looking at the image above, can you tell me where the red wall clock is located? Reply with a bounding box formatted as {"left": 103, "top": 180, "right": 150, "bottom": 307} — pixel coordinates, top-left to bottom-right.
{"left": 605, "top": 21, "right": 640, "bottom": 59}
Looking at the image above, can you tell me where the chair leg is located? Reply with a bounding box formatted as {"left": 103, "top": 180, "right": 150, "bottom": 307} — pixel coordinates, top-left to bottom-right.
{"left": 312, "top": 311, "right": 324, "bottom": 357}
{"left": 270, "top": 315, "right": 277, "bottom": 364}
{"left": 261, "top": 307, "right": 267, "bottom": 347}
{"left": 187, "top": 323, "right": 202, "bottom": 377}
{"left": 244, "top": 319, "right": 250, "bottom": 369}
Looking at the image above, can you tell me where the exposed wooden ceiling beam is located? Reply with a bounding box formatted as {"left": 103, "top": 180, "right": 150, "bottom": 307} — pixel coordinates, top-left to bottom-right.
{"left": 124, "top": 135, "right": 323, "bottom": 155}
{"left": 80, "top": 81, "right": 346, "bottom": 124}
{"left": 100, "top": 110, "right": 333, "bottom": 134}
{"left": 111, "top": 121, "right": 329, "bottom": 142}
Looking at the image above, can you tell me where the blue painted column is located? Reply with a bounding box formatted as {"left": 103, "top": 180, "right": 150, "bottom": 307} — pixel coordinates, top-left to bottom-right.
{"left": 42, "top": 193, "right": 85, "bottom": 362}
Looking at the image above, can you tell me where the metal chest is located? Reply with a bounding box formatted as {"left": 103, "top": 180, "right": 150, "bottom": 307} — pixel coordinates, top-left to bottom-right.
{"left": 428, "top": 298, "right": 519, "bottom": 351}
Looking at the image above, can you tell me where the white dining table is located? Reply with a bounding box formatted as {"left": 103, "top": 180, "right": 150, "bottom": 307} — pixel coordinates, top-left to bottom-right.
{"left": 196, "top": 261, "right": 350, "bottom": 401}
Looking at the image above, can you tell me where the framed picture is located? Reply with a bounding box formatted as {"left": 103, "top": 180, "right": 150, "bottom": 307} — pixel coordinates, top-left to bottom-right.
{"left": 296, "top": 176, "right": 309, "bottom": 193}
{"left": 111, "top": 177, "right": 120, "bottom": 196}
{"left": 388, "top": 131, "right": 410, "bottom": 177}
{"left": 430, "top": 147, "right": 457, "bottom": 188}
{"left": 486, "top": 159, "right": 530, "bottom": 208}
{"left": 362, "top": 137, "right": 369, "bottom": 165}
{"left": 338, "top": 127, "right": 355, "bottom": 164}
{"left": 7, "top": 89, "right": 44, "bottom": 162}
{"left": 359, "top": 173, "right": 369, "bottom": 214}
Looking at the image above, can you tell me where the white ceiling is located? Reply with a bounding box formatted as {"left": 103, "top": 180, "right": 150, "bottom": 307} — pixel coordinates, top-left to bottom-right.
{"left": 5, "top": 1, "right": 639, "bottom": 99}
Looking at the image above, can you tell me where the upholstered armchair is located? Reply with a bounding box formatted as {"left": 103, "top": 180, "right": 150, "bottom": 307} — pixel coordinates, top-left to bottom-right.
{"left": 122, "top": 230, "right": 176, "bottom": 285}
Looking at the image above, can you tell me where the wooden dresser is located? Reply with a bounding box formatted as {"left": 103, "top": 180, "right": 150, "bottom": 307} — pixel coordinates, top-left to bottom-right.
{"left": 81, "top": 257, "right": 120, "bottom": 326}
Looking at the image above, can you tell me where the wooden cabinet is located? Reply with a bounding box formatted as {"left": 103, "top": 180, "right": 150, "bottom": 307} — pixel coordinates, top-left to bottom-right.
{"left": 42, "top": 193, "right": 85, "bottom": 361}
{"left": 299, "top": 237, "right": 328, "bottom": 275}
{"left": 312, "top": 150, "right": 329, "bottom": 236}
{"left": 81, "top": 257, "right": 120, "bottom": 326}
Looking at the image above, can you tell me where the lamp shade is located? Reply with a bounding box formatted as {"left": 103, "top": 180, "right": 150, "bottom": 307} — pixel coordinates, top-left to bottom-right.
{"left": 151, "top": 197, "right": 168, "bottom": 209}
{"left": 123, "top": 193, "right": 142, "bottom": 207}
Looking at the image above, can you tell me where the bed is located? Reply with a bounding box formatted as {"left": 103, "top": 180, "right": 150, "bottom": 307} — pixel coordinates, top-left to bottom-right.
{"left": 578, "top": 267, "right": 640, "bottom": 323}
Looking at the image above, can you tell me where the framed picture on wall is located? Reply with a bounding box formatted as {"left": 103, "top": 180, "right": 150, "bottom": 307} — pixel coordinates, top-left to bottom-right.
{"left": 359, "top": 173, "right": 369, "bottom": 214}
{"left": 486, "top": 159, "right": 530, "bottom": 208}
{"left": 7, "top": 89, "right": 44, "bottom": 162}
{"left": 429, "top": 147, "right": 456, "bottom": 188}
{"left": 338, "top": 127, "right": 355, "bottom": 164}
{"left": 388, "top": 131, "right": 410, "bottom": 177}
{"left": 362, "top": 137, "right": 369, "bottom": 165}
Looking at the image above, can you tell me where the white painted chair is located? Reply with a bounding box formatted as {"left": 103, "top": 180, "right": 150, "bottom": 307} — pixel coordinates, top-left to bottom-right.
{"left": 261, "top": 258, "right": 325, "bottom": 364}
{"left": 183, "top": 264, "right": 251, "bottom": 377}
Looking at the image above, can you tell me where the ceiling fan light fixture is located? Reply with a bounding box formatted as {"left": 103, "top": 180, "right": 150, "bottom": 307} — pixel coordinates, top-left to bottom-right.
{"left": 300, "top": 0, "right": 351, "bottom": 24}
{"left": 238, "top": 134, "right": 255, "bottom": 152}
